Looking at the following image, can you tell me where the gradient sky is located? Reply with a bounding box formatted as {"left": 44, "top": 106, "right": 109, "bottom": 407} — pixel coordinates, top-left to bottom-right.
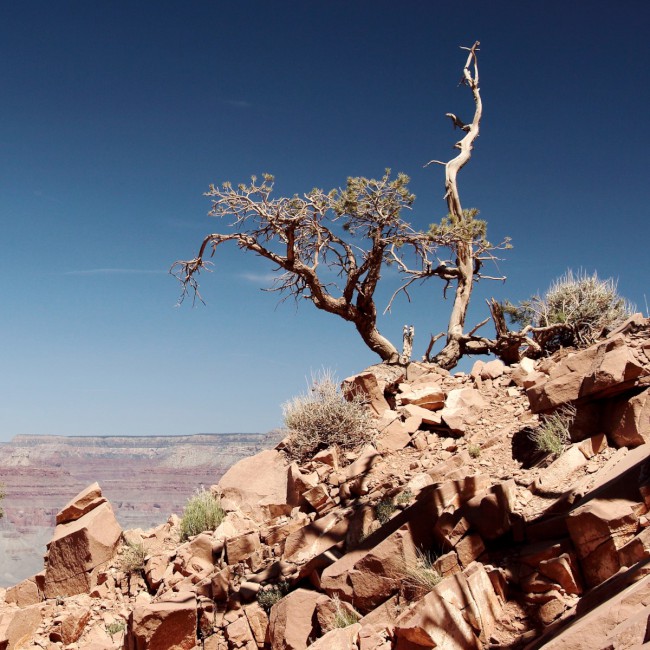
{"left": 1, "top": 2, "right": 648, "bottom": 442}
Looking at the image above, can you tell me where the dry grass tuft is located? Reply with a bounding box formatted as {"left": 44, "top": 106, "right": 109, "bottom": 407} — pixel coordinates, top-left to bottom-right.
{"left": 283, "top": 369, "right": 372, "bottom": 461}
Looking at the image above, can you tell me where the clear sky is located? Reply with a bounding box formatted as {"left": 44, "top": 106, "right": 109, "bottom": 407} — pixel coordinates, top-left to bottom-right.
{"left": 1, "top": 2, "right": 648, "bottom": 442}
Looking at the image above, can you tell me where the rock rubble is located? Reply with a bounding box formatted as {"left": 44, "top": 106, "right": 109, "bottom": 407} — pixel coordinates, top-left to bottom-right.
{"left": 3, "top": 317, "right": 650, "bottom": 649}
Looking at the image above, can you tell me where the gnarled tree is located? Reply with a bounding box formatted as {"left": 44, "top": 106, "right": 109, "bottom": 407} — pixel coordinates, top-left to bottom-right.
{"left": 172, "top": 171, "right": 431, "bottom": 362}
{"left": 173, "top": 43, "right": 511, "bottom": 369}
{"left": 387, "top": 42, "right": 510, "bottom": 369}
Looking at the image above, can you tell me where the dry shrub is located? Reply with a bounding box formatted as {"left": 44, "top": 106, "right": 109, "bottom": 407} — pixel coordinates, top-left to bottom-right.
{"left": 402, "top": 548, "right": 442, "bottom": 597}
{"left": 283, "top": 370, "right": 372, "bottom": 461}
{"left": 119, "top": 541, "right": 147, "bottom": 575}
{"left": 505, "top": 269, "right": 634, "bottom": 352}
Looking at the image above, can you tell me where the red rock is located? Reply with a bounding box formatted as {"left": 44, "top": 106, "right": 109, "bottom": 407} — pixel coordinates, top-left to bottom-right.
{"left": 375, "top": 420, "right": 411, "bottom": 452}
{"left": 455, "top": 533, "right": 485, "bottom": 568}
{"left": 308, "top": 624, "right": 361, "bottom": 650}
{"left": 287, "top": 464, "right": 319, "bottom": 507}
{"left": 538, "top": 553, "right": 583, "bottom": 595}
{"left": 4, "top": 575, "right": 41, "bottom": 607}
{"left": 481, "top": 359, "right": 505, "bottom": 380}
{"left": 218, "top": 450, "right": 289, "bottom": 521}
{"left": 244, "top": 603, "right": 269, "bottom": 648}
{"left": 462, "top": 480, "right": 516, "bottom": 540}
{"left": 283, "top": 511, "right": 349, "bottom": 565}
{"left": 44, "top": 500, "right": 122, "bottom": 598}
{"left": 268, "top": 589, "right": 321, "bottom": 650}
{"left": 394, "top": 564, "right": 500, "bottom": 650}
{"left": 0, "top": 603, "right": 43, "bottom": 650}
{"left": 320, "top": 526, "right": 420, "bottom": 614}
{"left": 440, "top": 388, "right": 486, "bottom": 435}
{"left": 537, "top": 570, "right": 650, "bottom": 649}
{"left": 398, "top": 385, "right": 445, "bottom": 411}
{"left": 225, "top": 614, "right": 256, "bottom": 649}
{"left": 226, "top": 531, "right": 261, "bottom": 565}
{"left": 567, "top": 497, "right": 640, "bottom": 587}
{"left": 303, "top": 484, "right": 332, "bottom": 513}
{"left": 127, "top": 591, "right": 197, "bottom": 650}
{"left": 578, "top": 433, "right": 608, "bottom": 459}
{"left": 608, "top": 388, "right": 650, "bottom": 448}
{"left": 341, "top": 372, "right": 390, "bottom": 416}
{"left": 56, "top": 481, "right": 107, "bottom": 525}
{"left": 50, "top": 601, "right": 91, "bottom": 644}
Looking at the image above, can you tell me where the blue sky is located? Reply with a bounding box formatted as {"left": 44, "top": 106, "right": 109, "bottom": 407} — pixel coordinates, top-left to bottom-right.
{"left": 1, "top": 2, "right": 648, "bottom": 441}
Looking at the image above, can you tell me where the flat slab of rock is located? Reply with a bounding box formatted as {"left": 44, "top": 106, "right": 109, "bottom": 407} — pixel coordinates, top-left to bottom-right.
{"left": 56, "top": 481, "right": 106, "bottom": 525}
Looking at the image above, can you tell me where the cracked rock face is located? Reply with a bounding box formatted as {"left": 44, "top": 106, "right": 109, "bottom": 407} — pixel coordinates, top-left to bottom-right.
{"left": 43, "top": 489, "right": 122, "bottom": 599}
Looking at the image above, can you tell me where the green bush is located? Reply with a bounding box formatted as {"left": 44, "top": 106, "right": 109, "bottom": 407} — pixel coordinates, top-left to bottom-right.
{"left": 106, "top": 621, "right": 126, "bottom": 637}
{"left": 180, "top": 488, "right": 225, "bottom": 541}
{"left": 530, "top": 405, "right": 576, "bottom": 457}
{"left": 375, "top": 498, "right": 397, "bottom": 524}
{"left": 283, "top": 370, "right": 371, "bottom": 461}
{"left": 468, "top": 444, "right": 481, "bottom": 459}
{"left": 0, "top": 483, "right": 5, "bottom": 520}
{"left": 256, "top": 582, "right": 289, "bottom": 612}
{"left": 504, "top": 270, "right": 634, "bottom": 352}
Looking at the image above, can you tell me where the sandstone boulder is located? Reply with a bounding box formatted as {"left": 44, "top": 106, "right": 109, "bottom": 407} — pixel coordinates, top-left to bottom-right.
{"left": 342, "top": 372, "right": 390, "bottom": 416}
{"left": 268, "top": 589, "right": 321, "bottom": 650}
{"left": 567, "top": 497, "right": 640, "bottom": 587}
{"left": 44, "top": 496, "right": 122, "bottom": 598}
{"left": 0, "top": 604, "right": 43, "bottom": 650}
{"left": 440, "top": 388, "right": 486, "bottom": 435}
{"left": 606, "top": 387, "right": 650, "bottom": 448}
{"left": 218, "top": 450, "right": 290, "bottom": 521}
{"left": 127, "top": 591, "right": 197, "bottom": 650}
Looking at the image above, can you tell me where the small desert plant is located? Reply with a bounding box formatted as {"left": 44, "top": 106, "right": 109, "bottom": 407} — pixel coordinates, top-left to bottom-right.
{"left": 375, "top": 498, "right": 396, "bottom": 524}
{"left": 256, "top": 582, "right": 289, "bottom": 612}
{"left": 106, "top": 621, "right": 126, "bottom": 637}
{"left": 395, "top": 489, "right": 413, "bottom": 505}
{"left": 504, "top": 270, "right": 634, "bottom": 353}
{"left": 283, "top": 370, "right": 372, "bottom": 461}
{"left": 468, "top": 444, "right": 481, "bottom": 458}
{"left": 180, "top": 488, "right": 225, "bottom": 541}
{"left": 119, "top": 541, "right": 147, "bottom": 575}
{"left": 403, "top": 548, "right": 442, "bottom": 594}
{"left": 332, "top": 595, "right": 360, "bottom": 628}
{"left": 530, "top": 404, "right": 576, "bottom": 456}
{"left": 0, "top": 483, "right": 5, "bottom": 520}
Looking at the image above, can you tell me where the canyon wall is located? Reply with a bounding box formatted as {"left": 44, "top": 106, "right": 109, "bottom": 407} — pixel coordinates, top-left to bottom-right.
{"left": 0, "top": 432, "right": 271, "bottom": 586}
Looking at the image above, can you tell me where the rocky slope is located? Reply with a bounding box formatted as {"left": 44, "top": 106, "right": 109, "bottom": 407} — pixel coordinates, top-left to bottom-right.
{"left": 0, "top": 433, "right": 270, "bottom": 587}
{"left": 2, "top": 314, "right": 650, "bottom": 649}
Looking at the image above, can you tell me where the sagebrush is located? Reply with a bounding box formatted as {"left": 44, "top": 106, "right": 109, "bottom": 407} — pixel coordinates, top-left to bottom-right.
{"left": 283, "top": 370, "right": 372, "bottom": 461}
{"left": 530, "top": 404, "right": 576, "bottom": 456}
{"left": 505, "top": 270, "right": 634, "bottom": 352}
{"left": 180, "top": 488, "right": 225, "bottom": 541}
{"left": 256, "top": 582, "right": 289, "bottom": 612}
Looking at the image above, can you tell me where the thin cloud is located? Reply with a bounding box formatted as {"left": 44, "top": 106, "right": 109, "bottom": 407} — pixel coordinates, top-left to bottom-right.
{"left": 222, "top": 99, "right": 252, "bottom": 109}
{"left": 64, "top": 268, "right": 166, "bottom": 276}
{"left": 239, "top": 272, "right": 276, "bottom": 284}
